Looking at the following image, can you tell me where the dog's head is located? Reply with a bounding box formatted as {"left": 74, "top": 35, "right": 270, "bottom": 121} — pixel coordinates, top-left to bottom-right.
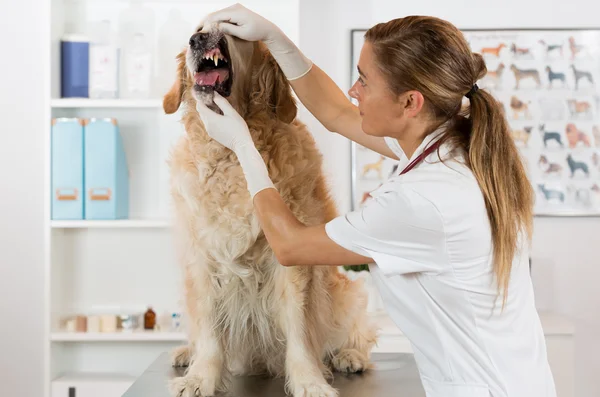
{"left": 163, "top": 25, "right": 296, "bottom": 123}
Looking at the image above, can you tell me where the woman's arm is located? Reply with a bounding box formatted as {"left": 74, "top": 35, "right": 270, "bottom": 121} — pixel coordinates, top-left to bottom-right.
{"left": 254, "top": 189, "right": 373, "bottom": 267}
{"left": 199, "top": 4, "right": 397, "bottom": 159}
{"left": 289, "top": 64, "right": 398, "bottom": 159}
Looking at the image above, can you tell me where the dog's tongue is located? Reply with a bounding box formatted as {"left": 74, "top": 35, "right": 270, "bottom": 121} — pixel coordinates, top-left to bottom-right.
{"left": 195, "top": 70, "right": 229, "bottom": 86}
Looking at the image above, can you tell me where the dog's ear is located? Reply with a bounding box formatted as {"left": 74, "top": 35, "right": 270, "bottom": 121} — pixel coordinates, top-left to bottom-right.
{"left": 163, "top": 49, "right": 188, "bottom": 114}
{"left": 253, "top": 43, "right": 297, "bottom": 123}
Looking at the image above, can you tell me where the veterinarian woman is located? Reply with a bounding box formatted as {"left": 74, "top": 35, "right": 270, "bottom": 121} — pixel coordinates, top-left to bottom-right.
{"left": 196, "top": 5, "right": 556, "bottom": 397}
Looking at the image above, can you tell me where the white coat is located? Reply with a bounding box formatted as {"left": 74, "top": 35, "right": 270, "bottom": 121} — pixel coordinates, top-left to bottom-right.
{"left": 325, "top": 128, "right": 556, "bottom": 397}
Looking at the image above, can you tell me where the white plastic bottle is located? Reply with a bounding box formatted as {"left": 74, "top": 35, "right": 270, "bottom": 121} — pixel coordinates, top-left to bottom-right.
{"left": 121, "top": 32, "right": 153, "bottom": 99}
{"left": 88, "top": 20, "right": 119, "bottom": 99}
{"left": 118, "top": 0, "right": 155, "bottom": 99}
{"left": 157, "top": 8, "right": 192, "bottom": 94}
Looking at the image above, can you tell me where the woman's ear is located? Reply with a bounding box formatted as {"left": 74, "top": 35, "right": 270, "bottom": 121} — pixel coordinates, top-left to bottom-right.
{"left": 163, "top": 49, "right": 188, "bottom": 114}
{"left": 253, "top": 43, "right": 297, "bottom": 123}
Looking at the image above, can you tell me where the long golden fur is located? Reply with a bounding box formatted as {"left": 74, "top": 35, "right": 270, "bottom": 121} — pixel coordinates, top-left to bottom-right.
{"left": 162, "top": 31, "right": 377, "bottom": 397}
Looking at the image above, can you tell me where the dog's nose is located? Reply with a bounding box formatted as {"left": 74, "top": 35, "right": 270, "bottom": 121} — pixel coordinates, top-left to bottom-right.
{"left": 189, "top": 33, "right": 209, "bottom": 50}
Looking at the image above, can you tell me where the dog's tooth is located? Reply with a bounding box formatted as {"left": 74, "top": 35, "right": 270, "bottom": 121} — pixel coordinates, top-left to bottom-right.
{"left": 214, "top": 54, "right": 218, "bottom": 66}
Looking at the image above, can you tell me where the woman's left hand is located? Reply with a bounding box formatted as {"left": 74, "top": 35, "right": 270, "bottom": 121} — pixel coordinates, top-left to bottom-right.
{"left": 196, "top": 93, "right": 254, "bottom": 153}
{"left": 195, "top": 92, "right": 275, "bottom": 198}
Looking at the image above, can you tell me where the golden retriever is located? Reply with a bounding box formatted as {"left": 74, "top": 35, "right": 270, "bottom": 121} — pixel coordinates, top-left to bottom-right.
{"left": 162, "top": 26, "right": 377, "bottom": 397}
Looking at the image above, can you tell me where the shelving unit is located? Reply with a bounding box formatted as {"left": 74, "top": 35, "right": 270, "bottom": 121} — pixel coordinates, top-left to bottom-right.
{"left": 51, "top": 98, "right": 164, "bottom": 108}
{"left": 44, "top": 1, "right": 301, "bottom": 397}
{"left": 51, "top": 219, "right": 171, "bottom": 228}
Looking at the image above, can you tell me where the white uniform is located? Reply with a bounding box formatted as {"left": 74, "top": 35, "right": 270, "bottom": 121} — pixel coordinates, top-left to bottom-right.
{"left": 325, "top": 128, "right": 556, "bottom": 397}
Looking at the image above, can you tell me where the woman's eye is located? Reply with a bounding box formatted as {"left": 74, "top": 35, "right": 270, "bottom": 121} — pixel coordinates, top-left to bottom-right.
{"left": 358, "top": 77, "right": 366, "bottom": 87}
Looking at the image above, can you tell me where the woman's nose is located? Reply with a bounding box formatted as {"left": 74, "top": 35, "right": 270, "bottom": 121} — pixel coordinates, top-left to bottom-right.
{"left": 348, "top": 82, "right": 359, "bottom": 100}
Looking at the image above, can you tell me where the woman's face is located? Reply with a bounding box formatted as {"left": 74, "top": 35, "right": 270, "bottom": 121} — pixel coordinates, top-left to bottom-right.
{"left": 349, "top": 41, "right": 424, "bottom": 138}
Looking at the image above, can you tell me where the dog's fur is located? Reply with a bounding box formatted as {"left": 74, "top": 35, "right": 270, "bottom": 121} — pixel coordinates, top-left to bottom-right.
{"left": 163, "top": 31, "right": 377, "bottom": 397}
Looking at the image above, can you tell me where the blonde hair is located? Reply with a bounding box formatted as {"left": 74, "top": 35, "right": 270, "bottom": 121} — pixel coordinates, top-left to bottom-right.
{"left": 365, "top": 16, "right": 534, "bottom": 302}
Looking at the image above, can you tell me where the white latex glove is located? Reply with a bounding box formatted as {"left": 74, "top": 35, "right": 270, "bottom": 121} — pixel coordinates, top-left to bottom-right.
{"left": 196, "top": 93, "right": 275, "bottom": 198}
{"left": 200, "top": 3, "right": 312, "bottom": 80}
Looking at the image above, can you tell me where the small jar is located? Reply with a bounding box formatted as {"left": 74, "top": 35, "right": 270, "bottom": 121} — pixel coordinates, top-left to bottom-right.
{"left": 144, "top": 307, "right": 156, "bottom": 330}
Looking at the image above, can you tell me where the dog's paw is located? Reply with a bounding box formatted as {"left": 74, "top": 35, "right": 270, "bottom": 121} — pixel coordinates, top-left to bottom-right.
{"left": 331, "top": 349, "right": 370, "bottom": 373}
{"left": 171, "top": 345, "right": 192, "bottom": 367}
{"left": 293, "top": 382, "right": 338, "bottom": 397}
{"left": 168, "top": 375, "right": 218, "bottom": 397}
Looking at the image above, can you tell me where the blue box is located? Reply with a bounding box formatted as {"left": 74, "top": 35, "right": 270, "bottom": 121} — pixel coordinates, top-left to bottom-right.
{"left": 84, "top": 118, "right": 129, "bottom": 220}
{"left": 61, "top": 34, "right": 89, "bottom": 98}
{"left": 51, "top": 118, "right": 84, "bottom": 220}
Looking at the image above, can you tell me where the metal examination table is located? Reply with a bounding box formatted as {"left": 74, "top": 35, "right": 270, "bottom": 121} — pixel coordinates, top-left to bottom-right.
{"left": 122, "top": 352, "right": 426, "bottom": 397}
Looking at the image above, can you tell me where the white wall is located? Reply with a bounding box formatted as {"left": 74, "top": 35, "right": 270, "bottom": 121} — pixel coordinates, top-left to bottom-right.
{"left": 298, "top": 1, "right": 600, "bottom": 396}
{"left": 0, "top": 0, "right": 47, "bottom": 397}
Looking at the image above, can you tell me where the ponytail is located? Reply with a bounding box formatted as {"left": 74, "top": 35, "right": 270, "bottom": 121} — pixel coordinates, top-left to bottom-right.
{"left": 465, "top": 82, "right": 534, "bottom": 303}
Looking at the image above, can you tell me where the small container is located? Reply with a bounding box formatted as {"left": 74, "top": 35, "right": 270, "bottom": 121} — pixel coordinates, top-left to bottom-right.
{"left": 171, "top": 313, "right": 181, "bottom": 331}
{"left": 100, "top": 315, "right": 117, "bottom": 333}
{"left": 75, "top": 315, "right": 87, "bottom": 332}
{"left": 144, "top": 307, "right": 156, "bottom": 330}
{"left": 118, "top": 314, "right": 139, "bottom": 331}
{"left": 87, "top": 315, "right": 100, "bottom": 332}
{"left": 60, "top": 34, "right": 89, "bottom": 98}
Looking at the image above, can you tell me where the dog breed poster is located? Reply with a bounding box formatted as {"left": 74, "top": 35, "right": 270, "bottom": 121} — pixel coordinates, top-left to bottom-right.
{"left": 350, "top": 28, "right": 600, "bottom": 215}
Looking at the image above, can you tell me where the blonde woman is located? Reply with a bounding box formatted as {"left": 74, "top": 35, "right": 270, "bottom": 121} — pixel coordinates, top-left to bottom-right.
{"left": 196, "top": 5, "right": 556, "bottom": 397}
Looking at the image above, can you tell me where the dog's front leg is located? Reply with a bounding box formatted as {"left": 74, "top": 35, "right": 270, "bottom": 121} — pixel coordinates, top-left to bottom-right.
{"left": 169, "top": 268, "right": 227, "bottom": 397}
{"left": 281, "top": 269, "right": 338, "bottom": 397}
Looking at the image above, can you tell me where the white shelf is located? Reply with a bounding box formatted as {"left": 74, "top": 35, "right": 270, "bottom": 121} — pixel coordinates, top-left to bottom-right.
{"left": 51, "top": 330, "right": 186, "bottom": 342}
{"left": 51, "top": 219, "right": 171, "bottom": 228}
{"left": 51, "top": 98, "right": 163, "bottom": 108}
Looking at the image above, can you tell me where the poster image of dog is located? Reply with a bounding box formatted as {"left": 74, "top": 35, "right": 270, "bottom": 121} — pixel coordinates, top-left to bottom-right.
{"left": 537, "top": 182, "right": 566, "bottom": 203}
{"left": 538, "top": 123, "right": 565, "bottom": 148}
{"left": 480, "top": 43, "right": 506, "bottom": 58}
{"left": 571, "top": 64, "right": 595, "bottom": 90}
{"left": 510, "top": 96, "right": 532, "bottom": 119}
{"left": 567, "top": 183, "right": 595, "bottom": 207}
{"left": 510, "top": 43, "right": 534, "bottom": 59}
{"left": 566, "top": 99, "right": 593, "bottom": 120}
{"left": 510, "top": 64, "right": 542, "bottom": 89}
{"left": 481, "top": 62, "right": 505, "bottom": 90}
{"left": 545, "top": 66, "right": 567, "bottom": 89}
{"left": 566, "top": 152, "right": 590, "bottom": 178}
{"left": 565, "top": 123, "right": 592, "bottom": 148}
{"left": 538, "top": 154, "right": 564, "bottom": 178}
{"left": 510, "top": 125, "right": 533, "bottom": 147}
{"left": 538, "top": 40, "right": 564, "bottom": 59}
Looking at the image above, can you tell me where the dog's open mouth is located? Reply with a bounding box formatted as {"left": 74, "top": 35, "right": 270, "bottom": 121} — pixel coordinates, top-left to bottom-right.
{"left": 193, "top": 37, "right": 232, "bottom": 97}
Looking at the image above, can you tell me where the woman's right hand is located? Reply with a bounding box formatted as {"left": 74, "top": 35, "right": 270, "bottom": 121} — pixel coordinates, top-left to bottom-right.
{"left": 200, "top": 3, "right": 312, "bottom": 81}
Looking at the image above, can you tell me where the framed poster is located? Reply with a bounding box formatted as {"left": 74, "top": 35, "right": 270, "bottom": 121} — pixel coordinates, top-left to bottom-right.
{"left": 349, "top": 28, "right": 600, "bottom": 216}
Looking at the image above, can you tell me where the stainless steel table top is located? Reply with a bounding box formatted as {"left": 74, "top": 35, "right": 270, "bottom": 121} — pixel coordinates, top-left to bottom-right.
{"left": 122, "top": 352, "right": 426, "bottom": 397}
